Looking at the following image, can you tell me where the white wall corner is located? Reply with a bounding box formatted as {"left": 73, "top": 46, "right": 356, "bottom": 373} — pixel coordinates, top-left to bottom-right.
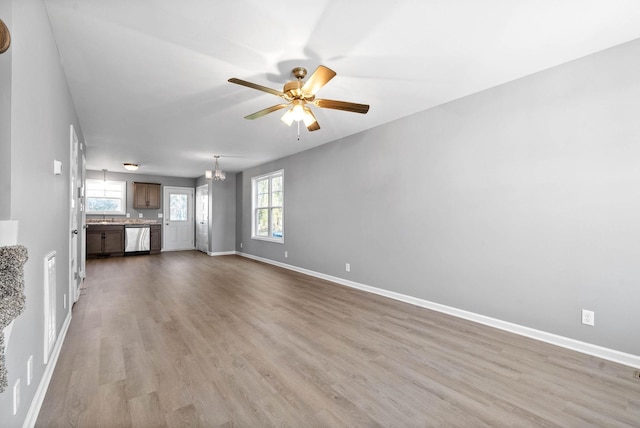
{"left": 0, "top": 220, "right": 18, "bottom": 246}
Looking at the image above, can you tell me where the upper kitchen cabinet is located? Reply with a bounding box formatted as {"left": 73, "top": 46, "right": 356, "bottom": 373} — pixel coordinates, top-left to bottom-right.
{"left": 133, "top": 182, "right": 161, "bottom": 209}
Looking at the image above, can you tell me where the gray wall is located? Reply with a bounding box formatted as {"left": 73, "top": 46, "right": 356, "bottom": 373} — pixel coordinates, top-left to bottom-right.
{"left": 0, "top": 0, "right": 10, "bottom": 220}
{"left": 85, "top": 169, "right": 196, "bottom": 222}
{"left": 239, "top": 38, "right": 640, "bottom": 356}
{"left": 0, "top": 0, "right": 84, "bottom": 425}
{"left": 196, "top": 174, "right": 237, "bottom": 254}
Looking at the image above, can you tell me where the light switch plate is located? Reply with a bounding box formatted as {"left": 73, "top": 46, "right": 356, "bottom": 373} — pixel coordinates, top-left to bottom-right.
{"left": 53, "top": 160, "right": 63, "bottom": 175}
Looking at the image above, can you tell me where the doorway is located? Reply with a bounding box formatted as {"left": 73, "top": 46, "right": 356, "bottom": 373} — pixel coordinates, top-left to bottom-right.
{"left": 195, "top": 184, "right": 209, "bottom": 254}
{"left": 163, "top": 186, "right": 195, "bottom": 251}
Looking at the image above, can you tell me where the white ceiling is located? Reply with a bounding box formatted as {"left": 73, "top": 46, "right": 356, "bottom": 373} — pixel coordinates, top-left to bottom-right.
{"left": 43, "top": 0, "right": 640, "bottom": 178}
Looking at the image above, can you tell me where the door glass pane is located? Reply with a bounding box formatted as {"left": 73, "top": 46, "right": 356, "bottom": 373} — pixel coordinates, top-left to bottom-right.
{"left": 256, "top": 208, "right": 269, "bottom": 236}
{"left": 170, "top": 194, "right": 188, "bottom": 221}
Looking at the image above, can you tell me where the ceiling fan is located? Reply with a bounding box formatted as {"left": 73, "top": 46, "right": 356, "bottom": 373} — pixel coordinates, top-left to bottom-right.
{"left": 228, "top": 65, "right": 369, "bottom": 132}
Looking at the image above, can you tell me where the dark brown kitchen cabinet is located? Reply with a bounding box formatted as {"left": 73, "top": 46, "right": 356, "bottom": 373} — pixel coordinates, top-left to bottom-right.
{"left": 133, "top": 182, "right": 161, "bottom": 209}
{"left": 150, "top": 224, "right": 162, "bottom": 254}
{"left": 86, "top": 225, "right": 125, "bottom": 258}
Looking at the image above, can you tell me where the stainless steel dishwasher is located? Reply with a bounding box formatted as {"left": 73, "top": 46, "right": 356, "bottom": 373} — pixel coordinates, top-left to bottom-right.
{"left": 125, "top": 225, "right": 150, "bottom": 253}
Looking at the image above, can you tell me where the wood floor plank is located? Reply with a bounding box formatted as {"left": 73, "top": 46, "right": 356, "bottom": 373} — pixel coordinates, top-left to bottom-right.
{"left": 35, "top": 251, "right": 640, "bottom": 427}
{"left": 128, "top": 391, "right": 167, "bottom": 428}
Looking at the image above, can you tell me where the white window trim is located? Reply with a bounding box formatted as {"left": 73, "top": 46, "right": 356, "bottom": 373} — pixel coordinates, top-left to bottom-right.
{"left": 85, "top": 179, "right": 127, "bottom": 215}
{"left": 251, "top": 169, "right": 284, "bottom": 243}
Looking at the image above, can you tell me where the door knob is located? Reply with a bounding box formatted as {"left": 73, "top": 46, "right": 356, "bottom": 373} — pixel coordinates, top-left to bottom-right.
{"left": 71, "top": 229, "right": 79, "bottom": 235}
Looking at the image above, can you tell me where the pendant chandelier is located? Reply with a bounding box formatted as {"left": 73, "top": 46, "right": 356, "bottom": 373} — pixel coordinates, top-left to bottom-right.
{"left": 206, "top": 155, "right": 226, "bottom": 181}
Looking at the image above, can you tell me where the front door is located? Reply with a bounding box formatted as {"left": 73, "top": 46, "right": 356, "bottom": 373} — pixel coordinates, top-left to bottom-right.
{"left": 163, "top": 186, "right": 195, "bottom": 251}
{"left": 195, "top": 184, "right": 209, "bottom": 253}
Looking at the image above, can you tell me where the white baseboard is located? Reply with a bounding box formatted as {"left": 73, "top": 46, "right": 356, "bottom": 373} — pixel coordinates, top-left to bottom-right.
{"left": 22, "top": 311, "right": 72, "bottom": 428}
{"left": 207, "top": 251, "right": 237, "bottom": 257}
{"left": 238, "top": 252, "right": 640, "bottom": 370}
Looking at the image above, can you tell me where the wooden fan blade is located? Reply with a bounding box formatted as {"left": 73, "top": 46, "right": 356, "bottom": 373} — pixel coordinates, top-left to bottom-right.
{"left": 304, "top": 108, "right": 320, "bottom": 131}
{"left": 245, "top": 103, "right": 290, "bottom": 120}
{"left": 0, "top": 19, "right": 10, "bottom": 54}
{"left": 313, "top": 99, "right": 370, "bottom": 114}
{"left": 301, "top": 65, "right": 336, "bottom": 96}
{"left": 228, "top": 78, "right": 285, "bottom": 97}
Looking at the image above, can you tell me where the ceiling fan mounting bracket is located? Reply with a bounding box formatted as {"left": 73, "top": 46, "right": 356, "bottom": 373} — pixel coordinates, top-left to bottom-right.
{"left": 292, "top": 67, "right": 307, "bottom": 80}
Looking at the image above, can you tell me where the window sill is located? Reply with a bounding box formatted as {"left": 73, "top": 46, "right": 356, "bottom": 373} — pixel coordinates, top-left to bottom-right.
{"left": 251, "top": 236, "right": 284, "bottom": 244}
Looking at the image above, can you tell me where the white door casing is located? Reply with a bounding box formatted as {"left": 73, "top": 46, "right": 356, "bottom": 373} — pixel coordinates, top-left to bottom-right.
{"left": 163, "top": 186, "right": 195, "bottom": 251}
{"left": 195, "top": 184, "right": 209, "bottom": 253}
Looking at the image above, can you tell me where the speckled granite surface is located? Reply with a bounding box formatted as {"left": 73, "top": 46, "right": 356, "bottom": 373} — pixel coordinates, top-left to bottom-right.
{"left": 0, "top": 245, "right": 28, "bottom": 393}
{"left": 86, "top": 218, "right": 160, "bottom": 225}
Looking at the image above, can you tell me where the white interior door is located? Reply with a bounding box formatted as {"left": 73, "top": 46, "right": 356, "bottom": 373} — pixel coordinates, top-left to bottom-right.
{"left": 195, "top": 184, "right": 209, "bottom": 253}
{"left": 80, "top": 151, "right": 86, "bottom": 279}
{"left": 69, "top": 125, "right": 81, "bottom": 304}
{"left": 163, "top": 186, "right": 195, "bottom": 251}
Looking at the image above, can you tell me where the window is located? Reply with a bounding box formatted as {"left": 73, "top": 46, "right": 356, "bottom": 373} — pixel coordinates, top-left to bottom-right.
{"left": 252, "top": 170, "right": 284, "bottom": 243}
{"left": 86, "top": 179, "right": 126, "bottom": 215}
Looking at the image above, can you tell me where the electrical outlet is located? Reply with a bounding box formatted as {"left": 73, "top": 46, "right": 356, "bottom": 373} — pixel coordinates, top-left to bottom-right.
{"left": 345, "top": 263, "right": 351, "bottom": 272}
{"left": 13, "top": 378, "right": 20, "bottom": 415}
{"left": 158, "top": 213, "right": 163, "bottom": 218}
{"left": 582, "top": 309, "right": 595, "bottom": 326}
{"left": 284, "top": 251, "right": 288, "bottom": 258}
{"left": 240, "top": 242, "right": 243, "bottom": 249}
{"left": 126, "top": 213, "right": 130, "bottom": 218}
{"left": 138, "top": 213, "right": 143, "bottom": 218}
{"left": 27, "top": 356, "right": 33, "bottom": 385}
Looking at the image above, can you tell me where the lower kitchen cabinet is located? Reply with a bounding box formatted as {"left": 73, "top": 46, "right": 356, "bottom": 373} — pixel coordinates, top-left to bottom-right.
{"left": 87, "top": 225, "right": 125, "bottom": 258}
{"left": 150, "top": 224, "right": 161, "bottom": 254}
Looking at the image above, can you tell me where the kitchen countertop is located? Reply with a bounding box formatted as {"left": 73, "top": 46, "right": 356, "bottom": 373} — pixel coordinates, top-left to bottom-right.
{"left": 87, "top": 220, "right": 160, "bottom": 226}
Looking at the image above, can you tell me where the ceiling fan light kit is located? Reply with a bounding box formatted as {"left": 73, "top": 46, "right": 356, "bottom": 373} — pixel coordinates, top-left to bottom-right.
{"left": 228, "top": 65, "right": 369, "bottom": 135}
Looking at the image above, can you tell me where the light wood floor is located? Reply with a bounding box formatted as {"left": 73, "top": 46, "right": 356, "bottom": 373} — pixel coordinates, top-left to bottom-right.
{"left": 37, "top": 251, "right": 640, "bottom": 427}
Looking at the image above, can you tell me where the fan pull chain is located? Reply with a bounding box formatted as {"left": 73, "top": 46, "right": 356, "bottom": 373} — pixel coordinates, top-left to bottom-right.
{"left": 297, "top": 75, "right": 302, "bottom": 141}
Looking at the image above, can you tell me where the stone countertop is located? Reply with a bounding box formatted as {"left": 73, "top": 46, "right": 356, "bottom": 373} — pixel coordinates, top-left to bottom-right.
{"left": 86, "top": 219, "right": 160, "bottom": 226}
